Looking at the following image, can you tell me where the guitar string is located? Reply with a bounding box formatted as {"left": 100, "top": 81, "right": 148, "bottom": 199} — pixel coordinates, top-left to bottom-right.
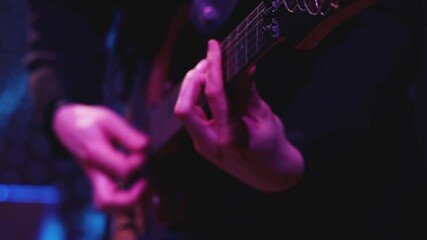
{"left": 220, "top": 0, "right": 336, "bottom": 79}
{"left": 221, "top": 0, "right": 300, "bottom": 75}
{"left": 222, "top": 22, "right": 265, "bottom": 82}
{"left": 220, "top": 2, "right": 265, "bottom": 53}
{"left": 220, "top": 2, "right": 266, "bottom": 79}
{"left": 220, "top": 0, "right": 294, "bottom": 53}
{"left": 221, "top": 0, "right": 334, "bottom": 54}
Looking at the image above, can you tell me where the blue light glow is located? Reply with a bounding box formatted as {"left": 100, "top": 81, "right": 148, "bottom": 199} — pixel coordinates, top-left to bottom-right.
{"left": 0, "top": 66, "right": 28, "bottom": 136}
{"left": 105, "top": 8, "right": 122, "bottom": 51}
{"left": 37, "top": 210, "right": 66, "bottom": 240}
{"left": 0, "top": 184, "right": 61, "bottom": 204}
{"left": 82, "top": 204, "right": 108, "bottom": 240}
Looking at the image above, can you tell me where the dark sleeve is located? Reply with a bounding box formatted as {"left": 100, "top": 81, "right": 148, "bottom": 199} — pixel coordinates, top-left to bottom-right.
{"left": 414, "top": 1, "right": 427, "bottom": 177}
{"left": 285, "top": 6, "right": 414, "bottom": 149}
{"left": 25, "top": 0, "right": 115, "bottom": 130}
{"left": 257, "top": 2, "right": 416, "bottom": 182}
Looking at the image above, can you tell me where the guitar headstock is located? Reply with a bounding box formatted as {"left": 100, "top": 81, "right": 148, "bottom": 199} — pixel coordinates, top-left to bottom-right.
{"left": 260, "top": 0, "right": 378, "bottom": 49}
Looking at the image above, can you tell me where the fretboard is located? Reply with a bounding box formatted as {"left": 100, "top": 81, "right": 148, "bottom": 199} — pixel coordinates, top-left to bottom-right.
{"left": 220, "top": 1, "right": 281, "bottom": 83}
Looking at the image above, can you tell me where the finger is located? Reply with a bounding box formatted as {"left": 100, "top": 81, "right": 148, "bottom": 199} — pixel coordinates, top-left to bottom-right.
{"left": 235, "top": 65, "right": 260, "bottom": 111}
{"left": 84, "top": 139, "right": 145, "bottom": 180}
{"left": 101, "top": 109, "right": 149, "bottom": 152}
{"left": 90, "top": 170, "right": 148, "bottom": 213}
{"left": 174, "top": 60, "right": 209, "bottom": 133}
{"left": 205, "top": 39, "right": 229, "bottom": 127}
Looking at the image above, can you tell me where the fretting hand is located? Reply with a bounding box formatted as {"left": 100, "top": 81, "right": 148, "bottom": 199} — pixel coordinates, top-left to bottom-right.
{"left": 174, "top": 39, "right": 304, "bottom": 192}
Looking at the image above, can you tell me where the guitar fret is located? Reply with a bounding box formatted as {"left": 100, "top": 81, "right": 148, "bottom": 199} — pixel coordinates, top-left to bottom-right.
{"left": 229, "top": 30, "right": 238, "bottom": 82}
{"left": 237, "top": 17, "right": 247, "bottom": 72}
{"left": 256, "top": 5, "right": 259, "bottom": 54}
{"left": 222, "top": 1, "right": 266, "bottom": 83}
{"left": 247, "top": 25, "right": 258, "bottom": 62}
{"left": 245, "top": 17, "right": 248, "bottom": 66}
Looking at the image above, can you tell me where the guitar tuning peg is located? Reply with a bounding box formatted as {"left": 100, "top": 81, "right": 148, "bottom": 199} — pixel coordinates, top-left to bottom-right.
{"left": 297, "top": 0, "right": 307, "bottom": 11}
{"left": 282, "top": 0, "right": 298, "bottom": 13}
{"left": 261, "top": 24, "right": 279, "bottom": 39}
{"left": 304, "top": 0, "right": 326, "bottom": 15}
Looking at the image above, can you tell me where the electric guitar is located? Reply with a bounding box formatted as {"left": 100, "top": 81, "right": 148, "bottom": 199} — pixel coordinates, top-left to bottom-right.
{"left": 111, "top": 0, "right": 379, "bottom": 239}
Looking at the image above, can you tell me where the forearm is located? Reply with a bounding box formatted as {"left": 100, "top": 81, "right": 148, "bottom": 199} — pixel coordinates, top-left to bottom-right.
{"left": 250, "top": 126, "right": 305, "bottom": 192}
{"left": 215, "top": 115, "right": 305, "bottom": 193}
{"left": 250, "top": 139, "right": 304, "bottom": 193}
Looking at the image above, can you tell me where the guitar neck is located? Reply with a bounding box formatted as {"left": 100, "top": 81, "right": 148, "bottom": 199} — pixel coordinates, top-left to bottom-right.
{"left": 221, "top": 1, "right": 282, "bottom": 84}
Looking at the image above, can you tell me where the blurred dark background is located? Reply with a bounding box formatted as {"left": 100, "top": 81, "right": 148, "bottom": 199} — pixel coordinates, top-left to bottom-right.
{"left": 0, "top": 1, "right": 106, "bottom": 239}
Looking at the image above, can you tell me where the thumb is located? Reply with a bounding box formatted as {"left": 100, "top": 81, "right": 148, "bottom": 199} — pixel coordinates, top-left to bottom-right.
{"left": 235, "top": 65, "right": 262, "bottom": 112}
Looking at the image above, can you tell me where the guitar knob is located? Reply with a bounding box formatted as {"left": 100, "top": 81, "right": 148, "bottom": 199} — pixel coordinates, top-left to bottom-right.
{"left": 261, "top": 24, "right": 278, "bottom": 38}
{"left": 261, "top": 7, "right": 273, "bottom": 23}
{"left": 190, "top": 0, "right": 239, "bottom": 34}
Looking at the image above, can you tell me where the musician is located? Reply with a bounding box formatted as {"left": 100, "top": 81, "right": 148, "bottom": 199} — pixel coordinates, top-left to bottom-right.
{"left": 25, "top": 0, "right": 426, "bottom": 239}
